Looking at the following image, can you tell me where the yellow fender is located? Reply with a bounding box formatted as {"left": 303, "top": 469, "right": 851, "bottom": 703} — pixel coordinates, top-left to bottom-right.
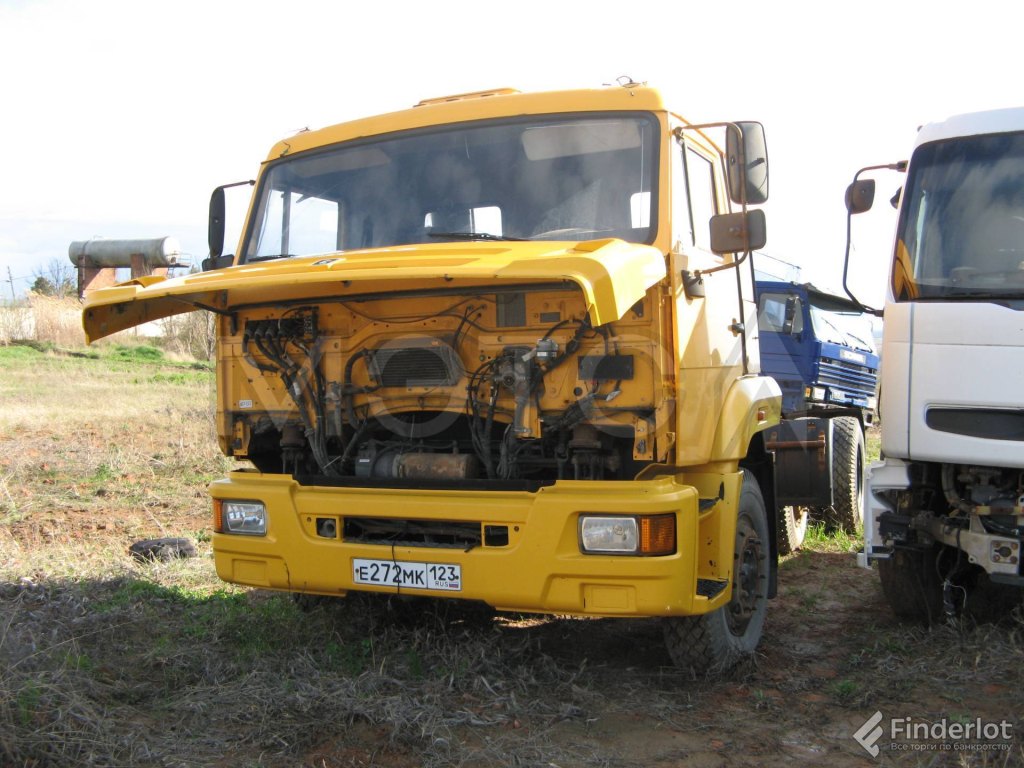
{"left": 709, "top": 375, "right": 782, "bottom": 461}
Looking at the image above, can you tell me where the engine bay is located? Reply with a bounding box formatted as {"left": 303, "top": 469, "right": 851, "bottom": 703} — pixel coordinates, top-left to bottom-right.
{"left": 222, "top": 284, "right": 670, "bottom": 488}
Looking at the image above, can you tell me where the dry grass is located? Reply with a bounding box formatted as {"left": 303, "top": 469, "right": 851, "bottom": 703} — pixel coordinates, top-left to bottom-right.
{"left": 0, "top": 295, "right": 215, "bottom": 361}
{"left": 0, "top": 295, "right": 86, "bottom": 348}
{"left": 0, "top": 303, "right": 34, "bottom": 344}
{"left": 1, "top": 345, "right": 1022, "bottom": 767}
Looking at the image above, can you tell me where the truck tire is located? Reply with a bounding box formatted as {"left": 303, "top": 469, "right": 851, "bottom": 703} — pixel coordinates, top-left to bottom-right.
{"left": 663, "top": 471, "right": 769, "bottom": 674}
{"left": 878, "top": 547, "right": 942, "bottom": 623}
{"left": 962, "top": 570, "right": 1023, "bottom": 624}
{"left": 777, "top": 505, "right": 808, "bottom": 555}
{"left": 830, "top": 416, "right": 865, "bottom": 532}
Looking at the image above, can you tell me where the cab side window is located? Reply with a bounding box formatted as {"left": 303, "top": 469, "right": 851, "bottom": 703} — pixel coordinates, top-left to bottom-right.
{"left": 685, "top": 148, "right": 716, "bottom": 251}
{"left": 672, "top": 139, "right": 719, "bottom": 252}
{"left": 758, "top": 293, "right": 804, "bottom": 335}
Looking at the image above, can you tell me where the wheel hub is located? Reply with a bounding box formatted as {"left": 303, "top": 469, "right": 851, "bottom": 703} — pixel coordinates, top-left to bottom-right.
{"left": 728, "top": 516, "right": 764, "bottom": 635}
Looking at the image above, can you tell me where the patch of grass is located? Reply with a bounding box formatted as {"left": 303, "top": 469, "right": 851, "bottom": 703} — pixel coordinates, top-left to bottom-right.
{"left": 14, "top": 680, "right": 43, "bottom": 727}
{"left": 804, "top": 521, "right": 862, "bottom": 553}
{"left": 829, "top": 678, "right": 859, "bottom": 705}
{"left": 750, "top": 688, "right": 776, "bottom": 712}
{"left": 91, "top": 462, "right": 115, "bottom": 483}
{"left": 151, "top": 371, "right": 209, "bottom": 385}
{"left": 797, "top": 589, "right": 821, "bottom": 612}
{"left": 109, "top": 344, "right": 165, "bottom": 362}
{"left": 866, "top": 425, "right": 881, "bottom": 465}
{"left": 94, "top": 578, "right": 179, "bottom": 611}
{"left": 324, "top": 637, "right": 374, "bottom": 675}
{"left": 0, "top": 345, "right": 45, "bottom": 360}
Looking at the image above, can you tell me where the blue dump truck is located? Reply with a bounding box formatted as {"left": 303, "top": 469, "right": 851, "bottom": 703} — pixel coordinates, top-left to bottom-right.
{"left": 756, "top": 280, "right": 880, "bottom": 552}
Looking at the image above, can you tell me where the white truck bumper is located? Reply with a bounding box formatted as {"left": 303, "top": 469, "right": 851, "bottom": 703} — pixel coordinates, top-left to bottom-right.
{"left": 857, "top": 457, "right": 911, "bottom": 569}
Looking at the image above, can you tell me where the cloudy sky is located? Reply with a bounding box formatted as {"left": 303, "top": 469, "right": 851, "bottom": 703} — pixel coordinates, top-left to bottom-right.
{"left": 0, "top": 0, "right": 1019, "bottom": 306}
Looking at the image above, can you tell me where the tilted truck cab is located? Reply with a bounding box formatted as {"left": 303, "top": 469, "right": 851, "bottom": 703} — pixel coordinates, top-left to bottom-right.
{"left": 82, "top": 84, "right": 782, "bottom": 671}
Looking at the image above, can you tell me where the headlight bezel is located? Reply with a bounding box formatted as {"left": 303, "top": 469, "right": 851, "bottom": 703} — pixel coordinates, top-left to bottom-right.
{"left": 216, "top": 499, "right": 268, "bottom": 536}
{"left": 578, "top": 513, "right": 676, "bottom": 556}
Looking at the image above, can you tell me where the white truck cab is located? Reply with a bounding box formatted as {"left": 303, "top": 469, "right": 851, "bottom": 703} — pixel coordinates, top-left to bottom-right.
{"left": 859, "top": 107, "right": 1024, "bottom": 620}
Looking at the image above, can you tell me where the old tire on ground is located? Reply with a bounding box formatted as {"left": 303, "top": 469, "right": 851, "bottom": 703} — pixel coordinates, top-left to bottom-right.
{"left": 663, "top": 471, "right": 770, "bottom": 674}
{"left": 777, "top": 505, "right": 808, "bottom": 555}
{"left": 878, "top": 546, "right": 943, "bottom": 623}
{"left": 830, "top": 416, "right": 865, "bottom": 532}
{"left": 129, "top": 537, "right": 197, "bottom": 563}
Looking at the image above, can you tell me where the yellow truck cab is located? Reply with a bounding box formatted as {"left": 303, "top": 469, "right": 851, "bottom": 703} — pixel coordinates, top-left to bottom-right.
{"left": 83, "top": 83, "right": 781, "bottom": 671}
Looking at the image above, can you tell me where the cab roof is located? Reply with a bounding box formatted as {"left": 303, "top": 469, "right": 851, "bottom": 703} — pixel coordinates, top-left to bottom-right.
{"left": 917, "top": 106, "right": 1024, "bottom": 147}
{"left": 266, "top": 85, "right": 672, "bottom": 161}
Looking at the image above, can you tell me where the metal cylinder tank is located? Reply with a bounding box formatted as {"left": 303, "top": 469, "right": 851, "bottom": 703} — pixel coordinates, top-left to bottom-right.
{"left": 68, "top": 237, "right": 183, "bottom": 268}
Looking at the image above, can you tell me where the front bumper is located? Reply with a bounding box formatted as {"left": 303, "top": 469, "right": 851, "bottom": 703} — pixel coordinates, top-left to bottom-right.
{"left": 857, "top": 458, "right": 910, "bottom": 568}
{"left": 858, "top": 459, "right": 1022, "bottom": 581}
{"left": 210, "top": 470, "right": 741, "bottom": 618}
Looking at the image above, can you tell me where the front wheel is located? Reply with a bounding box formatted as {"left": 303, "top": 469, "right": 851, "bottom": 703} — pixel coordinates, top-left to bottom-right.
{"left": 664, "top": 471, "right": 770, "bottom": 674}
{"left": 830, "top": 416, "right": 865, "bottom": 532}
{"left": 777, "top": 505, "right": 809, "bottom": 555}
{"left": 878, "top": 546, "right": 942, "bottom": 623}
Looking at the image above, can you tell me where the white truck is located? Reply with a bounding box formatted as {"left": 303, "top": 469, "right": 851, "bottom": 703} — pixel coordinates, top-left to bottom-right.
{"left": 856, "top": 108, "right": 1024, "bottom": 621}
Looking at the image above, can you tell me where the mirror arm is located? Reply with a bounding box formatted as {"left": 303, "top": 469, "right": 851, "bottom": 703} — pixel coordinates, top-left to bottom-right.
{"left": 842, "top": 162, "right": 906, "bottom": 316}
{"left": 207, "top": 179, "right": 255, "bottom": 268}
{"left": 674, "top": 121, "right": 757, "bottom": 208}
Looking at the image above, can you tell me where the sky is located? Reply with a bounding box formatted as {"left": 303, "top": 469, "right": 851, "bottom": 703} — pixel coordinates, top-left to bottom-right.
{"left": 0, "top": 0, "right": 1020, "bottom": 307}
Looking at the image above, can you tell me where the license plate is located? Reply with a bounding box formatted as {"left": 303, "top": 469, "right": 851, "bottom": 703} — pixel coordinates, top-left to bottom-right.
{"left": 352, "top": 558, "right": 462, "bottom": 592}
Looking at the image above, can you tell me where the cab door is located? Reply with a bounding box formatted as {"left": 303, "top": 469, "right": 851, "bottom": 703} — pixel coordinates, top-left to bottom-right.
{"left": 669, "top": 130, "right": 754, "bottom": 465}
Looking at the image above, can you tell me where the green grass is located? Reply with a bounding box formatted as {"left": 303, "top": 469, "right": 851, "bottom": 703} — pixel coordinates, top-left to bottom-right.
{"left": 0, "top": 341, "right": 213, "bottom": 370}
{"left": 0, "top": 344, "right": 48, "bottom": 361}
{"left": 803, "top": 521, "right": 862, "bottom": 553}
{"left": 109, "top": 344, "right": 164, "bottom": 362}
{"left": 829, "top": 678, "right": 861, "bottom": 705}
{"left": 866, "top": 425, "right": 881, "bottom": 464}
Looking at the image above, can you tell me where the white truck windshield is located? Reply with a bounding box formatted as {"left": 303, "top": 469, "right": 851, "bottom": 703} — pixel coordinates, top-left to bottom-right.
{"left": 895, "top": 131, "right": 1024, "bottom": 299}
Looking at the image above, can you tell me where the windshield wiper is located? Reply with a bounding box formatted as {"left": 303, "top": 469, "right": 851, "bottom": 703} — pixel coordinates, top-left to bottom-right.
{"left": 246, "top": 254, "right": 297, "bottom": 262}
{"left": 427, "top": 231, "right": 527, "bottom": 242}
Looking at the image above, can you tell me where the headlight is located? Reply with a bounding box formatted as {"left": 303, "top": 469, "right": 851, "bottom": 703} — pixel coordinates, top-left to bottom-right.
{"left": 810, "top": 386, "right": 827, "bottom": 402}
{"left": 217, "top": 500, "right": 267, "bottom": 535}
{"left": 867, "top": 396, "right": 878, "bottom": 411}
{"left": 579, "top": 514, "right": 675, "bottom": 556}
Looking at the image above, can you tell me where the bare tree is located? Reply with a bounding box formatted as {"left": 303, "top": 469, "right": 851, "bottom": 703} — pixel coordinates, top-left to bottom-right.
{"left": 31, "top": 258, "right": 76, "bottom": 298}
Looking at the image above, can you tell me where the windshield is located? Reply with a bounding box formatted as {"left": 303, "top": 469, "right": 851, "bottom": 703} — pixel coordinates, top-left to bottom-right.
{"left": 758, "top": 291, "right": 875, "bottom": 353}
{"left": 894, "top": 131, "right": 1024, "bottom": 299}
{"left": 808, "top": 303, "right": 875, "bottom": 352}
{"left": 242, "top": 112, "right": 659, "bottom": 262}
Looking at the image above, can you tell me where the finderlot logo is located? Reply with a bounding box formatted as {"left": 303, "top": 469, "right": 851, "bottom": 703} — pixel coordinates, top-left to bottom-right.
{"left": 853, "top": 711, "right": 1014, "bottom": 757}
{"left": 854, "top": 711, "right": 885, "bottom": 757}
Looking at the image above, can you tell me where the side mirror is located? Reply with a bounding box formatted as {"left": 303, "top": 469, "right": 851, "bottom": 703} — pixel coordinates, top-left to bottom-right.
{"left": 726, "top": 121, "right": 769, "bottom": 205}
{"left": 208, "top": 186, "right": 226, "bottom": 262}
{"left": 783, "top": 296, "right": 798, "bottom": 334}
{"left": 845, "top": 179, "right": 876, "bottom": 214}
{"left": 205, "top": 180, "right": 255, "bottom": 270}
{"left": 709, "top": 209, "right": 767, "bottom": 255}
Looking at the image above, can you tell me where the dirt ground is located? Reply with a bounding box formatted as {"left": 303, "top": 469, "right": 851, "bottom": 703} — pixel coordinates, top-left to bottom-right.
{"left": 1, "top": 348, "right": 1022, "bottom": 767}
{"left": 4, "top": 501, "right": 1021, "bottom": 767}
